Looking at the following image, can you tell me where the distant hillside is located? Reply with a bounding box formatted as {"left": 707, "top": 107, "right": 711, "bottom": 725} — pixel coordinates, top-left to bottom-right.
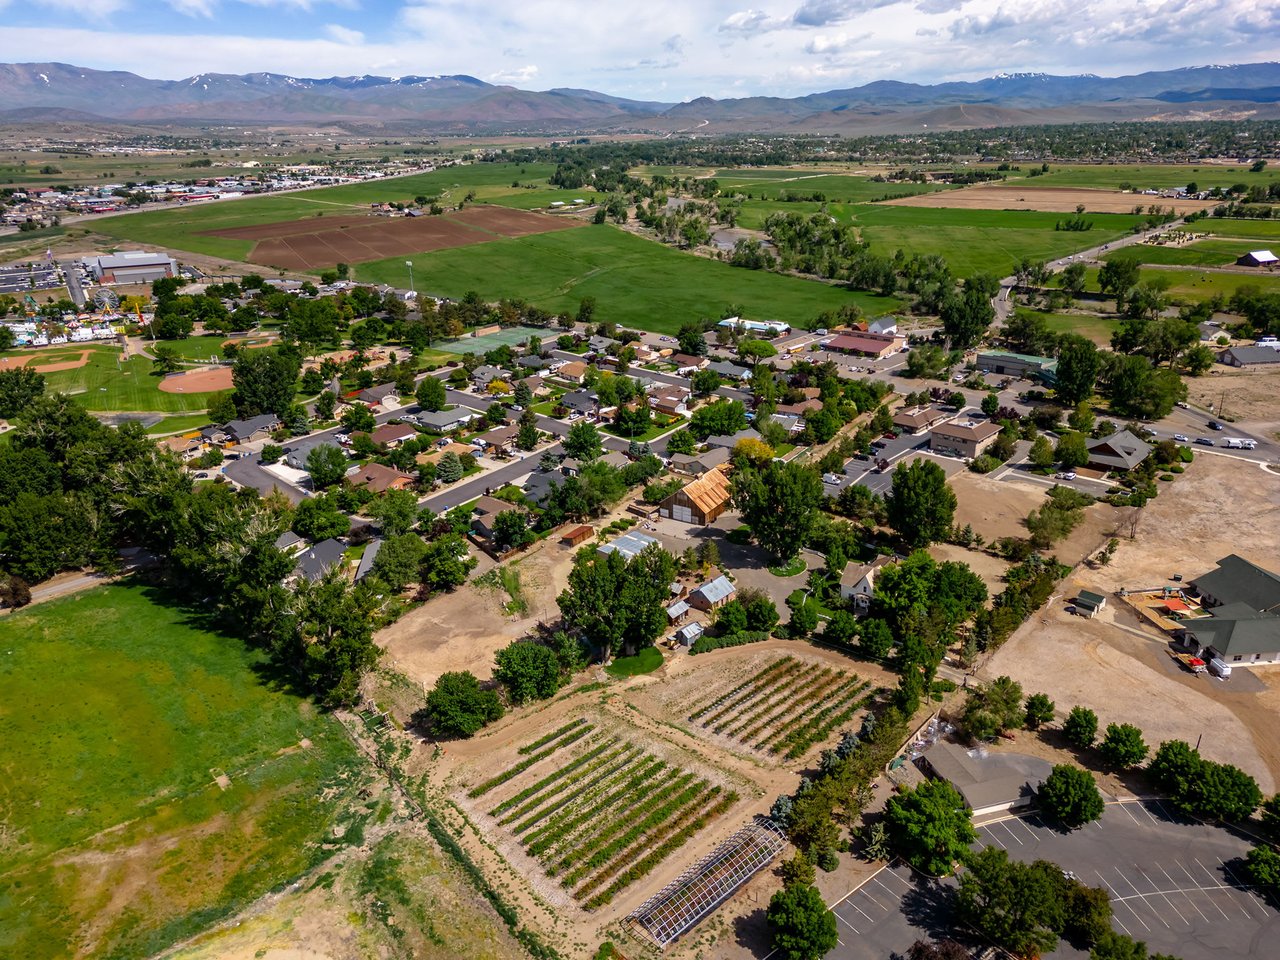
{"left": 1, "top": 61, "right": 1279, "bottom": 132}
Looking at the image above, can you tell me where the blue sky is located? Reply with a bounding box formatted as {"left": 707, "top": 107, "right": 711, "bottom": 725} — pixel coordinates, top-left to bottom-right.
{"left": 0, "top": 0, "right": 1277, "bottom": 100}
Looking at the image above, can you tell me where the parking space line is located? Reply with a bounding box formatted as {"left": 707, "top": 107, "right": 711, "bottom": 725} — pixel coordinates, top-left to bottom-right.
{"left": 848, "top": 899, "right": 878, "bottom": 925}
{"left": 833, "top": 908, "right": 859, "bottom": 934}
{"left": 994, "top": 820, "right": 1024, "bottom": 846}
{"left": 1193, "top": 855, "right": 1254, "bottom": 919}
{"left": 1115, "top": 802, "right": 1143, "bottom": 827}
{"left": 1178, "top": 863, "right": 1231, "bottom": 920}
{"left": 1219, "top": 862, "right": 1263, "bottom": 920}
{"left": 858, "top": 886, "right": 887, "bottom": 911}
{"left": 1158, "top": 865, "right": 1209, "bottom": 922}
{"left": 1135, "top": 802, "right": 1162, "bottom": 826}
{"left": 1007, "top": 818, "right": 1039, "bottom": 844}
{"left": 871, "top": 876, "right": 901, "bottom": 901}
{"left": 1134, "top": 866, "right": 1189, "bottom": 927}
{"left": 981, "top": 829, "right": 1006, "bottom": 850}
{"left": 1097, "top": 872, "right": 1149, "bottom": 932}
{"left": 1112, "top": 868, "right": 1170, "bottom": 928}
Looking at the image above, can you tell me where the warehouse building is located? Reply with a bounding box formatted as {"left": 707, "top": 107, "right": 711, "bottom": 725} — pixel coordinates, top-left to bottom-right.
{"left": 84, "top": 250, "right": 177, "bottom": 284}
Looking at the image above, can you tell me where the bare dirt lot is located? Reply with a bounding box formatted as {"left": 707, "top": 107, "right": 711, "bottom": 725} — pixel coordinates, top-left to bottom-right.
{"left": 203, "top": 205, "right": 583, "bottom": 271}
{"left": 1189, "top": 365, "right": 1280, "bottom": 439}
{"left": 157, "top": 365, "right": 233, "bottom": 394}
{"left": 984, "top": 454, "right": 1280, "bottom": 793}
{"left": 884, "top": 184, "right": 1214, "bottom": 215}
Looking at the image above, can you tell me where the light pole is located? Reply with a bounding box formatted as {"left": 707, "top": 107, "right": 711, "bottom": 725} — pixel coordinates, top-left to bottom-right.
{"left": 405, "top": 260, "right": 415, "bottom": 296}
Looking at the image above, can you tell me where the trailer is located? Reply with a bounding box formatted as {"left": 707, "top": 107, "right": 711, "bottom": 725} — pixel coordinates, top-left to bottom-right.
{"left": 1170, "top": 651, "right": 1206, "bottom": 675}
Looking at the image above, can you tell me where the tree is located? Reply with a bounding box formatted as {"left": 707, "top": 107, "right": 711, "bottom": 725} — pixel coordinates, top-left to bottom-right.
{"left": 259, "top": 443, "right": 283, "bottom": 465}
{"left": 1024, "top": 692, "right": 1055, "bottom": 729}
{"left": 493, "top": 641, "right": 563, "bottom": 704}
{"left": 292, "top": 493, "right": 350, "bottom": 540}
{"left": 1060, "top": 261, "right": 1088, "bottom": 298}
{"left": 292, "top": 572, "right": 381, "bottom": 705}
{"left": 1028, "top": 435, "right": 1055, "bottom": 469}
{"left": 1055, "top": 431, "right": 1090, "bottom": 469}
{"left": 314, "top": 390, "right": 337, "bottom": 421}
{"left": 1099, "top": 257, "right": 1141, "bottom": 305}
{"left": 370, "top": 533, "right": 427, "bottom": 591}
{"left": 857, "top": 617, "right": 894, "bottom": 659}
{"left": 691, "top": 369, "right": 723, "bottom": 395}
{"left": 0, "top": 367, "right": 46, "bottom": 418}
{"left": 1038, "top": 764, "right": 1105, "bottom": 828}
{"left": 423, "top": 671, "right": 503, "bottom": 738}
{"left": 305, "top": 443, "right": 349, "bottom": 490}
{"left": 738, "top": 337, "right": 779, "bottom": 366}
{"left": 666, "top": 429, "right": 696, "bottom": 455}
{"left": 676, "top": 322, "right": 707, "bottom": 357}
{"left": 766, "top": 883, "right": 839, "bottom": 960}
{"left": 420, "top": 533, "right": 476, "bottom": 592}
{"left": 516, "top": 409, "right": 540, "bottom": 451}
{"left": 886, "top": 460, "right": 957, "bottom": 548}
{"left": 689, "top": 399, "right": 748, "bottom": 440}
{"left": 941, "top": 283, "right": 995, "bottom": 348}
{"left": 1261, "top": 794, "right": 1280, "bottom": 843}
{"left": 1068, "top": 401, "right": 1095, "bottom": 434}
{"left": 956, "top": 846, "right": 1064, "bottom": 959}
{"left": 151, "top": 344, "right": 183, "bottom": 375}
{"left": 959, "top": 675, "right": 1024, "bottom": 741}
{"left": 368, "top": 488, "right": 420, "bottom": 536}
{"left": 491, "top": 509, "right": 535, "bottom": 552}
{"left": 340, "top": 403, "right": 376, "bottom": 434}
{"left": 557, "top": 543, "right": 675, "bottom": 660}
{"left": 436, "top": 451, "right": 463, "bottom": 483}
{"left": 883, "top": 779, "right": 976, "bottom": 876}
{"left": 1243, "top": 844, "right": 1280, "bottom": 904}
{"left": 416, "top": 375, "right": 447, "bottom": 412}
{"left": 1100, "top": 723, "right": 1148, "bottom": 769}
{"left": 513, "top": 380, "right": 534, "bottom": 408}
{"left": 1055, "top": 334, "right": 1101, "bottom": 407}
{"left": 231, "top": 349, "right": 300, "bottom": 417}
{"left": 1063, "top": 706, "right": 1099, "bottom": 749}
{"left": 563, "top": 421, "right": 603, "bottom": 461}
{"left": 733, "top": 461, "right": 823, "bottom": 564}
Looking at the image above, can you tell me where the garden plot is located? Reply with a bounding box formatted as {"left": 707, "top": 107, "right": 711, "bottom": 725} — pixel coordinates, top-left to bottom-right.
{"left": 685, "top": 654, "right": 874, "bottom": 761}
{"left": 459, "top": 717, "right": 740, "bottom": 911}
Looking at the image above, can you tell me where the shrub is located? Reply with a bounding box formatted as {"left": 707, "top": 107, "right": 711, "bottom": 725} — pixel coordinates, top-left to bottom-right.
{"left": 1063, "top": 706, "right": 1098, "bottom": 749}
{"left": 1038, "top": 764, "right": 1104, "bottom": 828}
{"left": 1099, "top": 723, "right": 1148, "bottom": 769}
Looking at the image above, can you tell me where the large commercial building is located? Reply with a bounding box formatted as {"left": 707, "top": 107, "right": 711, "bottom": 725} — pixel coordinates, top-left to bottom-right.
{"left": 83, "top": 250, "right": 177, "bottom": 284}
{"left": 976, "top": 350, "right": 1057, "bottom": 384}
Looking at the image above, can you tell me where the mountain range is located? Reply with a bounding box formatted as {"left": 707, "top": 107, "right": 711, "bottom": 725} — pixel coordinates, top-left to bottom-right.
{"left": 2, "top": 61, "right": 1280, "bottom": 133}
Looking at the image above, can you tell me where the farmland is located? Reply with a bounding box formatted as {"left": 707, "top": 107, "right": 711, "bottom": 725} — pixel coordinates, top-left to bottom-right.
{"left": 1083, "top": 264, "right": 1280, "bottom": 302}
{"left": 1008, "top": 162, "right": 1280, "bottom": 192}
{"left": 0, "top": 584, "right": 373, "bottom": 960}
{"left": 354, "top": 224, "right": 899, "bottom": 333}
{"left": 684, "top": 654, "right": 874, "bottom": 760}
{"left": 1101, "top": 237, "right": 1266, "bottom": 267}
{"left": 1186, "top": 218, "right": 1280, "bottom": 240}
{"left": 459, "top": 715, "right": 743, "bottom": 910}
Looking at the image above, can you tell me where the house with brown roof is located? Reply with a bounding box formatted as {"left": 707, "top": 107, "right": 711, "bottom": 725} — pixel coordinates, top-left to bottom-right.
{"left": 651, "top": 386, "right": 691, "bottom": 417}
{"left": 159, "top": 433, "right": 205, "bottom": 460}
{"left": 777, "top": 398, "right": 824, "bottom": 416}
{"left": 557, "top": 360, "right": 589, "bottom": 383}
{"left": 670, "top": 446, "right": 732, "bottom": 477}
{"left": 672, "top": 353, "right": 710, "bottom": 373}
{"left": 370, "top": 423, "right": 418, "bottom": 448}
{"left": 348, "top": 462, "right": 416, "bottom": 494}
{"left": 893, "top": 405, "right": 953, "bottom": 435}
{"left": 658, "top": 466, "right": 732, "bottom": 525}
{"left": 930, "top": 419, "right": 1002, "bottom": 458}
{"left": 515, "top": 375, "right": 550, "bottom": 397}
{"left": 826, "top": 332, "right": 901, "bottom": 358}
{"left": 470, "top": 495, "right": 529, "bottom": 541}
{"left": 476, "top": 424, "right": 519, "bottom": 454}
{"left": 417, "top": 441, "right": 473, "bottom": 467}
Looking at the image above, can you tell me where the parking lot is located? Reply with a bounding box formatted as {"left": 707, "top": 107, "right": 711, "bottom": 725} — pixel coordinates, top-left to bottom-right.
{"left": 0, "top": 263, "right": 63, "bottom": 293}
{"left": 825, "top": 799, "right": 1277, "bottom": 960}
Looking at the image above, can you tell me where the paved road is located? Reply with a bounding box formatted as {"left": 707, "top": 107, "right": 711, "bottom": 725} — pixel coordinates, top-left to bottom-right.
{"left": 62, "top": 261, "right": 86, "bottom": 308}
{"left": 223, "top": 457, "right": 307, "bottom": 503}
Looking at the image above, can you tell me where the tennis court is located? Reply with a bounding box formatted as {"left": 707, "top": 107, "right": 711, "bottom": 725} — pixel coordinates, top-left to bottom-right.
{"left": 439, "top": 325, "right": 548, "bottom": 355}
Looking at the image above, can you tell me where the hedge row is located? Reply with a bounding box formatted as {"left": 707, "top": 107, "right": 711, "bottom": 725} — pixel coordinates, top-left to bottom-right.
{"left": 688, "top": 629, "right": 771, "bottom": 655}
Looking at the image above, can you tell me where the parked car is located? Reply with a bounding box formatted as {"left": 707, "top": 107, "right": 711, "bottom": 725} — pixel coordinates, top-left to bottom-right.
{"left": 882, "top": 431, "right": 898, "bottom": 440}
{"left": 1176, "top": 401, "right": 1190, "bottom": 409}
{"left": 1195, "top": 437, "right": 1215, "bottom": 446}
{"left": 1055, "top": 471, "right": 1077, "bottom": 481}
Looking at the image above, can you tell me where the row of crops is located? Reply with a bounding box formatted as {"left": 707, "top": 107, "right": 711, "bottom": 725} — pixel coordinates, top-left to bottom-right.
{"left": 468, "top": 721, "right": 738, "bottom": 910}
{"left": 687, "top": 655, "right": 875, "bottom": 760}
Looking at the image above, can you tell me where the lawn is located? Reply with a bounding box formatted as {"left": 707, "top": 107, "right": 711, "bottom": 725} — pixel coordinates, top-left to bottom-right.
{"left": 0, "top": 583, "right": 370, "bottom": 960}
{"left": 355, "top": 224, "right": 900, "bottom": 334}
{"left": 1101, "top": 238, "right": 1264, "bottom": 267}
{"left": 1015, "top": 307, "right": 1118, "bottom": 346}
{"left": 2, "top": 344, "right": 221, "bottom": 413}
{"left": 851, "top": 206, "right": 1149, "bottom": 278}
{"left": 605, "top": 645, "right": 665, "bottom": 677}
{"left": 1187, "top": 218, "right": 1280, "bottom": 240}
{"left": 145, "top": 411, "right": 215, "bottom": 435}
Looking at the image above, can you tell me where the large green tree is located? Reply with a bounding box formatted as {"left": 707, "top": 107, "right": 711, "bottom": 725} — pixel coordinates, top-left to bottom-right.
{"left": 563, "top": 421, "right": 604, "bottom": 461}
{"left": 1038, "top": 764, "right": 1105, "bottom": 828}
{"left": 231, "top": 348, "right": 301, "bottom": 418}
{"left": 886, "top": 460, "right": 957, "bottom": 548}
{"left": 493, "top": 641, "right": 563, "bottom": 704}
{"left": 305, "top": 443, "right": 349, "bottom": 490}
{"left": 557, "top": 543, "right": 675, "bottom": 659}
{"left": 733, "top": 461, "right": 823, "bottom": 564}
{"left": 1055, "top": 334, "right": 1101, "bottom": 407}
{"left": 423, "top": 671, "right": 503, "bottom": 738}
{"left": 956, "top": 847, "right": 1065, "bottom": 959}
{"left": 419, "top": 534, "right": 476, "bottom": 592}
{"left": 766, "top": 883, "right": 839, "bottom": 960}
{"left": 884, "top": 779, "right": 976, "bottom": 876}
{"left": 0, "top": 367, "right": 46, "bottom": 419}
{"left": 416, "top": 375, "right": 447, "bottom": 412}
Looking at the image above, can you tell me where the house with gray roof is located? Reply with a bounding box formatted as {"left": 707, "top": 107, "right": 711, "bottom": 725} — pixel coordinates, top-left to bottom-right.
{"left": 917, "top": 739, "right": 1050, "bottom": 817}
{"left": 704, "top": 428, "right": 760, "bottom": 450}
{"left": 284, "top": 436, "right": 345, "bottom": 470}
{"left": 518, "top": 354, "right": 555, "bottom": 371}
{"left": 1192, "top": 555, "right": 1280, "bottom": 613}
{"left": 471, "top": 365, "right": 508, "bottom": 387}
{"left": 292, "top": 538, "right": 346, "bottom": 583}
{"left": 559, "top": 390, "right": 599, "bottom": 416}
{"left": 357, "top": 383, "right": 400, "bottom": 406}
{"left": 1219, "top": 346, "right": 1280, "bottom": 367}
{"left": 689, "top": 575, "right": 735, "bottom": 611}
{"left": 1178, "top": 556, "right": 1280, "bottom": 668}
{"left": 355, "top": 538, "right": 382, "bottom": 581}
{"left": 706, "top": 359, "right": 752, "bottom": 381}
{"left": 1085, "top": 429, "right": 1152, "bottom": 472}
{"left": 670, "top": 446, "right": 732, "bottom": 477}
{"left": 223, "top": 413, "right": 279, "bottom": 444}
{"left": 417, "top": 408, "right": 478, "bottom": 433}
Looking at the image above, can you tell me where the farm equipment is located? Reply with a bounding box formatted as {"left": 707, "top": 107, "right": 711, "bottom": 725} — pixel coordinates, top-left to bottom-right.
{"left": 1170, "top": 651, "right": 1206, "bottom": 675}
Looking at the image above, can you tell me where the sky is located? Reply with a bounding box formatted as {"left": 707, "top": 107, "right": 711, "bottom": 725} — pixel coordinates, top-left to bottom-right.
{"left": 0, "top": 0, "right": 1277, "bottom": 101}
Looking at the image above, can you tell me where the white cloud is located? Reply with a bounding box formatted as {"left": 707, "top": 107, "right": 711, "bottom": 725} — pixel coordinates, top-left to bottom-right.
{"left": 804, "top": 32, "right": 872, "bottom": 54}
{"left": 489, "top": 64, "right": 539, "bottom": 85}
{"left": 719, "top": 9, "right": 787, "bottom": 35}
{"left": 169, "top": 0, "right": 216, "bottom": 16}
{"left": 323, "top": 23, "right": 364, "bottom": 44}
{"left": 792, "top": 0, "right": 899, "bottom": 26}
{"left": 34, "top": 0, "right": 129, "bottom": 17}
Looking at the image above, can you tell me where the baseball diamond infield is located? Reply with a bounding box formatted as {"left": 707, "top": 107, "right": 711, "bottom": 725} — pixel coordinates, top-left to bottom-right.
{"left": 158, "top": 365, "right": 234, "bottom": 393}
{"left": 202, "top": 205, "right": 585, "bottom": 271}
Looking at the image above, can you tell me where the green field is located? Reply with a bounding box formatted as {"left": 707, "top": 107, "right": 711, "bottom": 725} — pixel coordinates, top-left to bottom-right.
{"left": 1084, "top": 265, "right": 1280, "bottom": 302}
{"left": 0, "top": 584, "right": 371, "bottom": 960}
{"left": 1011, "top": 163, "right": 1280, "bottom": 192}
{"left": 1187, "top": 218, "right": 1280, "bottom": 240}
{"left": 1, "top": 344, "right": 221, "bottom": 412}
{"left": 1014, "top": 308, "right": 1118, "bottom": 345}
{"left": 850, "top": 206, "right": 1148, "bottom": 277}
{"left": 1101, "top": 238, "right": 1264, "bottom": 267}
{"left": 355, "top": 224, "right": 900, "bottom": 333}
{"left": 716, "top": 171, "right": 952, "bottom": 203}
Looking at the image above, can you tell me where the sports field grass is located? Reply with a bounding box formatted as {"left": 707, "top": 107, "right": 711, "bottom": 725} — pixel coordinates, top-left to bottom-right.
{"left": 355, "top": 224, "right": 900, "bottom": 333}
{"left": 1101, "top": 238, "right": 1265, "bottom": 267}
{"left": 850, "top": 206, "right": 1148, "bottom": 277}
{"left": 1186, "top": 218, "right": 1280, "bottom": 240}
{"left": 1014, "top": 308, "right": 1118, "bottom": 345}
{"left": 1, "top": 344, "right": 220, "bottom": 412}
{"left": 0, "top": 583, "right": 371, "bottom": 960}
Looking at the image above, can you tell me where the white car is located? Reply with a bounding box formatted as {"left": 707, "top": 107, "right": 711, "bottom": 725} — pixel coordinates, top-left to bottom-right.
{"left": 1173, "top": 434, "right": 1189, "bottom": 443}
{"left": 1055, "top": 472, "right": 1077, "bottom": 481}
